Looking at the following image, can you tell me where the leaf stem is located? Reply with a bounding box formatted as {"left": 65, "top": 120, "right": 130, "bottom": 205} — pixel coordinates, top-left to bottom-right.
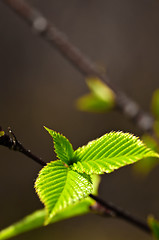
{"left": 0, "top": 126, "right": 151, "bottom": 235}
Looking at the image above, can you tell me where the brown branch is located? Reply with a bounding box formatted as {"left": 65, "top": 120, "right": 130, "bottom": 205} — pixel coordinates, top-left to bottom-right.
{"left": 1, "top": 0, "right": 157, "bottom": 138}
{"left": 0, "top": 126, "right": 46, "bottom": 166}
{"left": 90, "top": 194, "right": 151, "bottom": 234}
{"left": 0, "top": 126, "right": 151, "bottom": 235}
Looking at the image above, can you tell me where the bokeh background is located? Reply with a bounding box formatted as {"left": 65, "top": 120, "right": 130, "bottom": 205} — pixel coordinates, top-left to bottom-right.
{"left": 0, "top": 0, "right": 159, "bottom": 239}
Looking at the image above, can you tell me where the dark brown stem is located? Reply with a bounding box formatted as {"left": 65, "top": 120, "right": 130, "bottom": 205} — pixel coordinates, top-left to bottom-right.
{"left": 0, "top": 126, "right": 151, "bottom": 235}
{"left": 90, "top": 194, "right": 151, "bottom": 234}
{"left": 1, "top": 0, "right": 157, "bottom": 137}
{"left": 0, "top": 127, "right": 46, "bottom": 166}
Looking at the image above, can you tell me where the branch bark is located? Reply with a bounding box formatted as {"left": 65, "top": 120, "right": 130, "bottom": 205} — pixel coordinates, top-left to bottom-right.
{"left": 90, "top": 194, "right": 151, "bottom": 234}
{"left": 1, "top": 0, "right": 157, "bottom": 137}
{"left": 0, "top": 127, "right": 46, "bottom": 166}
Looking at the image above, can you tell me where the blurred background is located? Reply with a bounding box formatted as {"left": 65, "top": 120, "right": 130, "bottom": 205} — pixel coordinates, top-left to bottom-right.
{"left": 0, "top": 0, "right": 159, "bottom": 239}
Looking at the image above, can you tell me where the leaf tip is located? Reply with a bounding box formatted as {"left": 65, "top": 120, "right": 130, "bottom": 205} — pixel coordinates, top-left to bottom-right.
{"left": 43, "top": 126, "right": 50, "bottom": 132}
{"left": 43, "top": 126, "right": 57, "bottom": 139}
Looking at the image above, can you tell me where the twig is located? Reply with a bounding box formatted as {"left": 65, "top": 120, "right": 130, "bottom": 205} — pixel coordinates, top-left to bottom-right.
{"left": 90, "top": 194, "right": 151, "bottom": 234}
{"left": 0, "top": 126, "right": 151, "bottom": 235}
{"left": 1, "top": 0, "right": 157, "bottom": 137}
{"left": 0, "top": 126, "right": 46, "bottom": 166}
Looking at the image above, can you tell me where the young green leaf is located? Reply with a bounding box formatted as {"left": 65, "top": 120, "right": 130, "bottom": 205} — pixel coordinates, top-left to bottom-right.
{"left": 0, "top": 204, "right": 89, "bottom": 240}
{"left": 133, "top": 135, "right": 159, "bottom": 176}
{"left": 154, "top": 121, "right": 159, "bottom": 138}
{"left": 76, "top": 77, "right": 115, "bottom": 113}
{"left": 76, "top": 93, "right": 112, "bottom": 113}
{"left": 72, "top": 132, "right": 159, "bottom": 174}
{"left": 86, "top": 77, "right": 115, "bottom": 103}
{"left": 0, "top": 175, "right": 100, "bottom": 240}
{"left": 151, "top": 89, "right": 159, "bottom": 119}
{"left": 0, "top": 210, "right": 45, "bottom": 240}
{"left": 44, "top": 127, "right": 74, "bottom": 165}
{"left": 35, "top": 160, "right": 93, "bottom": 224}
{"left": 148, "top": 216, "right": 159, "bottom": 239}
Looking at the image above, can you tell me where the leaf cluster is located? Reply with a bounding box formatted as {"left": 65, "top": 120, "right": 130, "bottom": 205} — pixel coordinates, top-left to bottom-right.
{"left": 1, "top": 127, "right": 159, "bottom": 240}
{"left": 35, "top": 127, "right": 158, "bottom": 224}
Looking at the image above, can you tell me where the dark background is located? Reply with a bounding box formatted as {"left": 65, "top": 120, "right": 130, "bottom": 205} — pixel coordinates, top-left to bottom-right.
{"left": 0, "top": 0, "right": 159, "bottom": 239}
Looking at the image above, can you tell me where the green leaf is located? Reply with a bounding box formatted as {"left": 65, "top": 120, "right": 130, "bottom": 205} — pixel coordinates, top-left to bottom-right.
{"left": 72, "top": 131, "right": 159, "bottom": 174}
{"left": 35, "top": 160, "right": 93, "bottom": 224}
{"left": 0, "top": 210, "right": 45, "bottom": 240}
{"left": 76, "top": 93, "right": 111, "bottom": 113}
{"left": 44, "top": 127, "right": 74, "bottom": 165}
{"left": 0, "top": 175, "right": 100, "bottom": 240}
{"left": 148, "top": 216, "right": 159, "bottom": 239}
{"left": 0, "top": 204, "right": 89, "bottom": 240}
{"left": 86, "top": 77, "right": 115, "bottom": 102}
{"left": 0, "top": 204, "right": 88, "bottom": 240}
{"left": 76, "top": 77, "right": 115, "bottom": 113}
{"left": 154, "top": 121, "right": 159, "bottom": 138}
{"left": 133, "top": 135, "right": 159, "bottom": 176}
{"left": 151, "top": 89, "right": 159, "bottom": 119}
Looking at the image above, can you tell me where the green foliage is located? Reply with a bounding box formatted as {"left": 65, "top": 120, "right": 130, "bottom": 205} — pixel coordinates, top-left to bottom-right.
{"left": 151, "top": 89, "right": 159, "bottom": 141}
{"left": 77, "top": 94, "right": 110, "bottom": 113}
{"left": 44, "top": 127, "right": 74, "bottom": 165}
{"left": 72, "top": 132, "right": 159, "bottom": 174}
{"left": 154, "top": 121, "right": 159, "bottom": 138}
{"left": 151, "top": 89, "right": 159, "bottom": 119}
{"left": 0, "top": 175, "right": 100, "bottom": 240}
{"left": 0, "top": 210, "right": 45, "bottom": 240}
{"left": 35, "top": 160, "right": 93, "bottom": 224}
{"left": 1, "top": 128, "right": 159, "bottom": 239}
{"left": 133, "top": 135, "right": 159, "bottom": 175}
{"left": 76, "top": 77, "right": 115, "bottom": 113}
{"left": 35, "top": 128, "right": 159, "bottom": 225}
{"left": 148, "top": 216, "right": 159, "bottom": 239}
{"left": 132, "top": 89, "right": 159, "bottom": 176}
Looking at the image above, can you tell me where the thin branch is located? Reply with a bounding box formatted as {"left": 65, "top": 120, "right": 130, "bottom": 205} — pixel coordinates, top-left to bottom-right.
{"left": 90, "top": 194, "right": 151, "bottom": 234}
{"left": 0, "top": 126, "right": 151, "bottom": 235}
{"left": 0, "top": 126, "right": 46, "bottom": 166}
{"left": 1, "top": 0, "right": 157, "bottom": 138}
